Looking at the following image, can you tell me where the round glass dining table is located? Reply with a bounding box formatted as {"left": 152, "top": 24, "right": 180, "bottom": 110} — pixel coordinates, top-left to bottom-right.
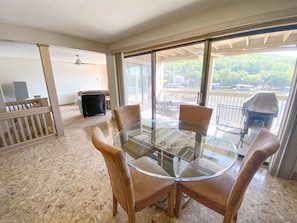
{"left": 113, "top": 119, "right": 237, "bottom": 182}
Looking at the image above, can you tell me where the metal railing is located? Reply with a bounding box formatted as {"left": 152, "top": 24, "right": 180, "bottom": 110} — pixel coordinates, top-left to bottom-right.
{"left": 156, "top": 90, "right": 287, "bottom": 132}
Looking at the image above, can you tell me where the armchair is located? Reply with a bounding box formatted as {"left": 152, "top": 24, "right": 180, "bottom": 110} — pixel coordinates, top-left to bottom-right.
{"left": 78, "top": 93, "right": 106, "bottom": 117}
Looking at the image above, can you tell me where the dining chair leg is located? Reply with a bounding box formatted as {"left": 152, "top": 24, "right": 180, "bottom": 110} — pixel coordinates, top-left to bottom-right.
{"left": 223, "top": 211, "right": 237, "bottom": 223}
{"left": 174, "top": 186, "right": 183, "bottom": 218}
{"left": 112, "top": 194, "right": 118, "bottom": 216}
{"left": 167, "top": 190, "right": 175, "bottom": 217}
{"left": 128, "top": 214, "right": 136, "bottom": 223}
{"left": 233, "top": 213, "right": 238, "bottom": 223}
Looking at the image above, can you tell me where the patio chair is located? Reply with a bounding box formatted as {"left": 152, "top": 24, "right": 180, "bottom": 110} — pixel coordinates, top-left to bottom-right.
{"left": 216, "top": 104, "right": 248, "bottom": 148}
{"left": 181, "top": 92, "right": 201, "bottom": 104}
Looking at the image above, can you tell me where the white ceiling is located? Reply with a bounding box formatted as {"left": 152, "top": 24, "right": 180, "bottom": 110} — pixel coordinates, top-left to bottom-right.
{"left": 0, "top": 0, "right": 234, "bottom": 44}
{"left": 0, "top": 41, "right": 108, "bottom": 64}
{"left": 0, "top": 0, "right": 235, "bottom": 64}
{"left": 4, "top": 0, "right": 295, "bottom": 64}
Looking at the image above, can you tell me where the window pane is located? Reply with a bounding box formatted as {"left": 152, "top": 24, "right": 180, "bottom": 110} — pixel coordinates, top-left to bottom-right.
{"left": 124, "top": 54, "right": 152, "bottom": 117}
{"left": 207, "top": 29, "right": 297, "bottom": 158}
{"left": 155, "top": 43, "right": 205, "bottom": 119}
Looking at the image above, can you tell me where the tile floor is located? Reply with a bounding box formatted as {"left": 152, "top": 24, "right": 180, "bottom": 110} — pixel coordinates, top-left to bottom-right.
{"left": 0, "top": 108, "right": 297, "bottom": 223}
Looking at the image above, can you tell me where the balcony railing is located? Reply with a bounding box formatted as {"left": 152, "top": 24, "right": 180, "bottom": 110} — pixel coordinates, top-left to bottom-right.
{"left": 0, "top": 98, "right": 56, "bottom": 152}
{"left": 156, "top": 90, "right": 287, "bottom": 132}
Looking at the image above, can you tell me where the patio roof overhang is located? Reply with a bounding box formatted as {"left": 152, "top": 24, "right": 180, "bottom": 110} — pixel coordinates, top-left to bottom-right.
{"left": 125, "top": 29, "right": 297, "bottom": 64}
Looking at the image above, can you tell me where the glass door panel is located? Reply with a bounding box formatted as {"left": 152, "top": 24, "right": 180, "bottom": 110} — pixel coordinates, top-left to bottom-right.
{"left": 124, "top": 54, "right": 152, "bottom": 118}
{"left": 207, "top": 29, "right": 297, "bottom": 157}
{"left": 155, "top": 43, "right": 205, "bottom": 119}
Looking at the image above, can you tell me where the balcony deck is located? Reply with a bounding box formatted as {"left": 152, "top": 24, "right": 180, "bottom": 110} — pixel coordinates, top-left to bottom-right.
{"left": 144, "top": 90, "right": 288, "bottom": 164}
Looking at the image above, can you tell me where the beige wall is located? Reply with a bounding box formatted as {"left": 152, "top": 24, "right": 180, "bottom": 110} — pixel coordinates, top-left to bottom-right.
{"left": 52, "top": 62, "right": 108, "bottom": 105}
{"left": 0, "top": 22, "right": 108, "bottom": 54}
{"left": 0, "top": 57, "right": 108, "bottom": 105}
{"left": 109, "top": 0, "right": 297, "bottom": 52}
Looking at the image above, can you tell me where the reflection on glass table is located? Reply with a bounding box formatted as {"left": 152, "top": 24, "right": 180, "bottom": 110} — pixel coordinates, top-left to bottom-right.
{"left": 113, "top": 119, "right": 237, "bottom": 182}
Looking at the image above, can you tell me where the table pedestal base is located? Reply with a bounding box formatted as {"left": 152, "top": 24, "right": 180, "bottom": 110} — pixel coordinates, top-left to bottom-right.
{"left": 155, "top": 193, "right": 190, "bottom": 211}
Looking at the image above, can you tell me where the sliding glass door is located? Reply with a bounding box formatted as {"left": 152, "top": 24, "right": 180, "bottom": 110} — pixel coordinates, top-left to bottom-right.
{"left": 207, "top": 31, "right": 297, "bottom": 130}
{"left": 122, "top": 25, "right": 297, "bottom": 176}
{"left": 123, "top": 27, "right": 297, "bottom": 160}
{"left": 206, "top": 29, "right": 297, "bottom": 159}
{"left": 124, "top": 43, "right": 206, "bottom": 119}
{"left": 123, "top": 28, "right": 297, "bottom": 127}
{"left": 154, "top": 43, "right": 205, "bottom": 119}
{"left": 124, "top": 54, "right": 152, "bottom": 117}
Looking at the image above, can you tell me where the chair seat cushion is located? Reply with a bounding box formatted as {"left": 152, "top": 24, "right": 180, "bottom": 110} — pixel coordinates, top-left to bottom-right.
{"left": 178, "top": 172, "right": 235, "bottom": 211}
{"left": 122, "top": 135, "right": 155, "bottom": 159}
{"left": 129, "top": 159, "right": 174, "bottom": 212}
{"left": 131, "top": 156, "right": 170, "bottom": 177}
{"left": 180, "top": 158, "right": 226, "bottom": 177}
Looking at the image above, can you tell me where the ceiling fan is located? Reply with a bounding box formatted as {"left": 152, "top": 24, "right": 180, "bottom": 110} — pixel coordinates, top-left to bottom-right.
{"left": 75, "top": 54, "right": 82, "bottom": 65}
{"left": 74, "top": 54, "right": 96, "bottom": 65}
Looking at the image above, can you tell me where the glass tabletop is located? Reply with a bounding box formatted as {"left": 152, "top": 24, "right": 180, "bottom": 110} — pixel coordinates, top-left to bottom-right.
{"left": 113, "top": 119, "right": 237, "bottom": 181}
